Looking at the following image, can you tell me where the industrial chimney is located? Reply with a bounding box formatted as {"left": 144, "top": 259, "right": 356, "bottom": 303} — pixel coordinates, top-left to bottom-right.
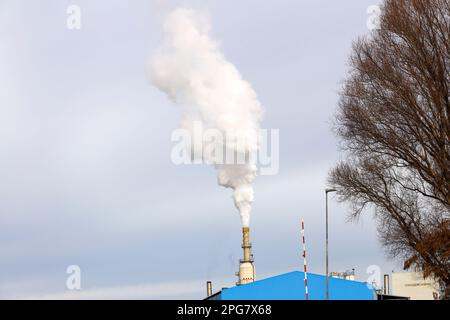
{"left": 383, "top": 274, "right": 390, "bottom": 295}
{"left": 206, "top": 281, "right": 213, "bottom": 297}
{"left": 238, "top": 227, "right": 255, "bottom": 285}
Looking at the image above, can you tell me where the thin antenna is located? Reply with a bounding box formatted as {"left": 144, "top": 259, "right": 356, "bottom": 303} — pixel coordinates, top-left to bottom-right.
{"left": 301, "top": 218, "right": 309, "bottom": 300}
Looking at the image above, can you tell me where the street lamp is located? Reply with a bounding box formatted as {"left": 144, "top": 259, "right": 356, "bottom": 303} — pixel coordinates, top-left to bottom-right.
{"left": 325, "top": 188, "right": 337, "bottom": 301}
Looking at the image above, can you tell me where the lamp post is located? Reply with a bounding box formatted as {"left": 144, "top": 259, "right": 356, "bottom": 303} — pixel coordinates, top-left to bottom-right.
{"left": 325, "top": 188, "right": 336, "bottom": 300}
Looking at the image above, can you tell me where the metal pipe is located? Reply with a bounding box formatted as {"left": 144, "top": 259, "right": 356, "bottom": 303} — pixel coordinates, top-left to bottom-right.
{"left": 242, "top": 227, "right": 251, "bottom": 262}
{"left": 383, "top": 274, "right": 389, "bottom": 295}
{"left": 206, "top": 281, "right": 212, "bottom": 297}
{"left": 325, "top": 188, "right": 336, "bottom": 301}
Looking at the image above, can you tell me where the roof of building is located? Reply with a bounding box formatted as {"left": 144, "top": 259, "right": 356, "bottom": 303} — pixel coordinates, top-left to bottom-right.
{"left": 208, "top": 271, "right": 376, "bottom": 300}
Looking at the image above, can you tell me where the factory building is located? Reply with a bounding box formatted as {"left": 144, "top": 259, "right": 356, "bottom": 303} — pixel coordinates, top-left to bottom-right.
{"left": 206, "top": 224, "right": 377, "bottom": 300}
{"left": 205, "top": 221, "right": 442, "bottom": 300}
{"left": 207, "top": 221, "right": 431, "bottom": 300}
{"left": 206, "top": 271, "right": 376, "bottom": 300}
{"left": 391, "top": 271, "right": 441, "bottom": 300}
{"left": 330, "top": 269, "right": 355, "bottom": 281}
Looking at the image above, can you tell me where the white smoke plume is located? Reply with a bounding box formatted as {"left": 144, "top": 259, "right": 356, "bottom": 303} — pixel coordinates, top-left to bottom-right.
{"left": 149, "top": 8, "right": 263, "bottom": 227}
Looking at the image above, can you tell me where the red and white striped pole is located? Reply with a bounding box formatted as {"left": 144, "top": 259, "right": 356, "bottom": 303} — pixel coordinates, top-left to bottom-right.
{"left": 301, "top": 219, "right": 309, "bottom": 300}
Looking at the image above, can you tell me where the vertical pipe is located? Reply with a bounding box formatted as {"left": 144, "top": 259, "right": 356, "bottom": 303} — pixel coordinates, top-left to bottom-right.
{"left": 326, "top": 192, "right": 329, "bottom": 301}
{"left": 242, "top": 227, "right": 251, "bottom": 262}
{"left": 206, "top": 281, "right": 212, "bottom": 297}
{"left": 301, "top": 219, "right": 309, "bottom": 300}
{"left": 239, "top": 227, "right": 255, "bottom": 285}
{"left": 383, "top": 274, "right": 389, "bottom": 295}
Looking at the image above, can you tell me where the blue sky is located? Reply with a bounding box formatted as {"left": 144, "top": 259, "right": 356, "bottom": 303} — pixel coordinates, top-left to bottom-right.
{"left": 0, "top": 0, "right": 399, "bottom": 299}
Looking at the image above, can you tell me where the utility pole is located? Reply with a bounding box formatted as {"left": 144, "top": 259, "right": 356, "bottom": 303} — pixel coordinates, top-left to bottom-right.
{"left": 325, "top": 188, "right": 336, "bottom": 300}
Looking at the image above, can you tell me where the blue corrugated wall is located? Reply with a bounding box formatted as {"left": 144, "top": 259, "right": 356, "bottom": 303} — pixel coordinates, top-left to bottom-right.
{"left": 219, "top": 271, "right": 376, "bottom": 300}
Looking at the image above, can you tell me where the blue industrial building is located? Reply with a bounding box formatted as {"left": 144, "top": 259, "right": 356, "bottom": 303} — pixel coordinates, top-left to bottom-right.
{"left": 207, "top": 271, "right": 376, "bottom": 300}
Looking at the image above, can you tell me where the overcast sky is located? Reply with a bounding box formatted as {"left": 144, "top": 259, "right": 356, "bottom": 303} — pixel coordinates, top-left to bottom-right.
{"left": 0, "top": 0, "right": 399, "bottom": 299}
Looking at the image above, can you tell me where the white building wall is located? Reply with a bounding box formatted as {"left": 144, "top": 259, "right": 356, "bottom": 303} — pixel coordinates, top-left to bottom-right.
{"left": 391, "top": 271, "right": 440, "bottom": 300}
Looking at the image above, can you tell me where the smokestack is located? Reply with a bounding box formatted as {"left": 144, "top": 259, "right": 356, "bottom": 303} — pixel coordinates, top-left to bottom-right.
{"left": 206, "top": 281, "right": 213, "bottom": 297}
{"left": 242, "top": 227, "right": 251, "bottom": 262}
{"left": 238, "top": 227, "right": 255, "bottom": 285}
{"left": 383, "top": 274, "right": 390, "bottom": 295}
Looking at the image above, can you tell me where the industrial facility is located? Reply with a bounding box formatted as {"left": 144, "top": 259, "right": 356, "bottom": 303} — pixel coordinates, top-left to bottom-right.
{"left": 204, "top": 222, "right": 440, "bottom": 300}
{"left": 206, "top": 271, "right": 376, "bottom": 300}
{"left": 205, "top": 223, "right": 379, "bottom": 300}
{"left": 390, "top": 271, "right": 441, "bottom": 300}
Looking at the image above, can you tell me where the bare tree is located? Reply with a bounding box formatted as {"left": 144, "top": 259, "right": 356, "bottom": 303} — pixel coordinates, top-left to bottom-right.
{"left": 329, "top": 0, "right": 450, "bottom": 298}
